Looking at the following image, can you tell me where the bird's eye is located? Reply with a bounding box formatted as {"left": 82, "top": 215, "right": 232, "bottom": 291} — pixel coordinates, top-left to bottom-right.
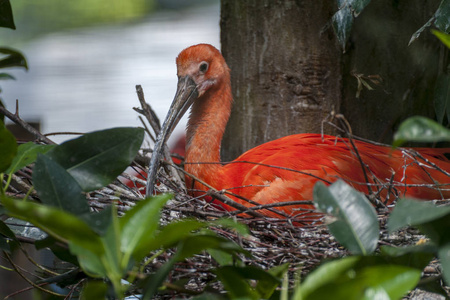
{"left": 199, "top": 62, "right": 209, "bottom": 73}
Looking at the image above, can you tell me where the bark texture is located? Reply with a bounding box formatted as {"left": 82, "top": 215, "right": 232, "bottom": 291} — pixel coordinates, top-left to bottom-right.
{"left": 220, "top": 0, "right": 444, "bottom": 161}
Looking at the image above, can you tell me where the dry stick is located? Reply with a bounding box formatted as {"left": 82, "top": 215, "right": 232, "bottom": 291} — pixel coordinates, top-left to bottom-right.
{"left": 134, "top": 85, "right": 161, "bottom": 134}
{"left": 406, "top": 149, "right": 447, "bottom": 199}
{"left": 134, "top": 85, "right": 185, "bottom": 192}
{"left": 44, "top": 131, "right": 83, "bottom": 137}
{"left": 171, "top": 163, "right": 297, "bottom": 219}
{"left": 0, "top": 100, "right": 55, "bottom": 144}
{"left": 335, "top": 114, "right": 374, "bottom": 196}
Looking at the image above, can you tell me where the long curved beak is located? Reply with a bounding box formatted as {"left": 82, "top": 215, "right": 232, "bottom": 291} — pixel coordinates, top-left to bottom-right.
{"left": 146, "top": 76, "right": 198, "bottom": 196}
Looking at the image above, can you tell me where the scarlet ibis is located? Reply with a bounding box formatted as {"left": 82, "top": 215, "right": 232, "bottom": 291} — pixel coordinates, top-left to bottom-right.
{"left": 147, "top": 44, "right": 450, "bottom": 219}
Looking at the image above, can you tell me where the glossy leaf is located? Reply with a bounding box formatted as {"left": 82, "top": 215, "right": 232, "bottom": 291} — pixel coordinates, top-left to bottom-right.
{"left": 5, "top": 142, "right": 55, "bottom": 175}
{"left": 0, "top": 119, "right": 16, "bottom": 172}
{"left": 1, "top": 196, "right": 103, "bottom": 255}
{"left": 296, "top": 258, "right": 420, "bottom": 300}
{"left": 332, "top": 0, "right": 371, "bottom": 51}
{"left": 433, "top": 73, "right": 450, "bottom": 124}
{"left": 33, "top": 154, "right": 89, "bottom": 215}
{"left": 434, "top": 0, "right": 450, "bottom": 33}
{"left": 0, "top": 0, "right": 14, "bottom": 29}
{"left": 380, "top": 244, "right": 435, "bottom": 270}
{"left": 393, "top": 116, "right": 450, "bottom": 146}
{"left": 47, "top": 127, "right": 144, "bottom": 191}
{"left": 0, "top": 48, "right": 27, "bottom": 69}
{"left": 119, "top": 194, "right": 171, "bottom": 262}
{"left": 332, "top": 5, "right": 353, "bottom": 51}
{"left": 293, "top": 256, "right": 360, "bottom": 299}
{"left": 410, "top": 0, "right": 450, "bottom": 44}
{"left": 388, "top": 198, "right": 450, "bottom": 233}
{"left": 314, "top": 180, "right": 379, "bottom": 255}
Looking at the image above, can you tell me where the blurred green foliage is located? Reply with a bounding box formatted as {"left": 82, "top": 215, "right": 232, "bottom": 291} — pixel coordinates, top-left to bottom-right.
{"left": 0, "top": 0, "right": 156, "bottom": 42}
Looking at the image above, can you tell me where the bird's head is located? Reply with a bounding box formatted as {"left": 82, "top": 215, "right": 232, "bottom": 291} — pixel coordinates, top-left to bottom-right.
{"left": 146, "top": 44, "right": 228, "bottom": 196}
{"left": 176, "top": 43, "right": 229, "bottom": 97}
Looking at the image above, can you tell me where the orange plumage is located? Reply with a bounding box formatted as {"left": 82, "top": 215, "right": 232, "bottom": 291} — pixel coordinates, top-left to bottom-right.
{"left": 148, "top": 44, "right": 450, "bottom": 221}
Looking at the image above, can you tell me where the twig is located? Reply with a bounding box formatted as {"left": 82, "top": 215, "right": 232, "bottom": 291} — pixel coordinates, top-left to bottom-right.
{"left": 0, "top": 100, "right": 55, "bottom": 144}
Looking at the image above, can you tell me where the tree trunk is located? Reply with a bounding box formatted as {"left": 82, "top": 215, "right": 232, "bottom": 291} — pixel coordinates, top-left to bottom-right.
{"left": 220, "top": 0, "right": 444, "bottom": 161}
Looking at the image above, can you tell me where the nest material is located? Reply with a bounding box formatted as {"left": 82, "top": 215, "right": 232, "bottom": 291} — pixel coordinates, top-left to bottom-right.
{"left": 1, "top": 89, "right": 449, "bottom": 299}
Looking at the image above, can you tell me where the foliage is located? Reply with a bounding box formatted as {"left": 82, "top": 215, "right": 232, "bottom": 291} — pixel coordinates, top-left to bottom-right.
{"left": 0, "top": 126, "right": 287, "bottom": 299}
{"left": 0, "top": 0, "right": 28, "bottom": 114}
{"left": 332, "top": 0, "right": 450, "bottom": 51}
{"left": 1, "top": 123, "right": 447, "bottom": 299}
{"left": 1, "top": 1, "right": 450, "bottom": 299}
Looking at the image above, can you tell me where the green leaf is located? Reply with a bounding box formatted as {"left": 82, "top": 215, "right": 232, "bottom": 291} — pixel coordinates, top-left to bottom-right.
{"left": 33, "top": 154, "right": 90, "bottom": 215}
{"left": 177, "top": 234, "right": 247, "bottom": 261}
{"left": 0, "top": 73, "right": 15, "bottom": 80}
{"left": 0, "top": 0, "right": 15, "bottom": 29}
{"left": 296, "top": 259, "right": 420, "bottom": 300}
{"left": 433, "top": 73, "right": 450, "bottom": 124}
{"left": 209, "top": 218, "right": 250, "bottom": 235}
{"left": 0, "top": 48, "right": 27, "bottom": 70}
{"left": 5, "top": 142, "right": 55, "bottom": 175}
{"left": 215, "top": 266, "right": 279, "bottom": 299}
{"left": 80, "top": 280, "right": 108, "bottom": 300}
{"left": 35, "top": 236, "right": 79, "bottom": 265}
{"left": 388, "top": 198, "right": 450, "bottom": 233}
{"left": 119, "top": 194, "right": 171, "bottom": 262}
{"left": 79, "top": 205, "right": 113, "bottom": 236}
{"left": 380, "top": 244, "right": 436, "bottom": 270}
{"left": 332, "top": 5, "right": 353, "bottom": 51}
{"left": 393, "top": 116, "right": 450, "bottom": 146}
{"left": 345, "top": 0, "right": 372, "bottom": 15}
{"left": 133, "top": 218, "right": 207, "bottom": 261}
{"left": 434, "top": 0, "right": 450, "bottom": 34}
{"left": 259, "top": 264, "right": 289, "bottom": 298}
{"left": 314, "top": 180, "right": 379, "bottom": 255}
{"left": 0, "top": 119, "right": 17, "bottom": 172}
{"left": 433, "top": 29, "right": 450, "bottom": 49}
{"left": 293, "top": 256, "right": 360, "bottom": 299}
{"left": 207, "top": 248, "right": 235, "bottom": 266}
{"left": 47, "top": 127, "right": 144, "bottom": 191}
{"left": 437, "top": 243, "right": 450, "bottom": 286}
{"left": 142, "top": 255, "right": 179, "bottom": 300}
{"left": 1, "top": 196, "right": 103, "bottom": 255}
{"left": 0, "top": 219, "right": 18, "bottom": 253}
{"left": 410, "top": 0, "right": 450, "bottom": 44}
{"left": 70, "top": 243, "right": 107, "bottom": 277}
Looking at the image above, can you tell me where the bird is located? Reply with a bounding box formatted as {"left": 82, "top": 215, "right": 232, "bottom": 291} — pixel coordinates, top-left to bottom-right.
{"left": 146, "top": 43, "right": 450, "bottom": 221}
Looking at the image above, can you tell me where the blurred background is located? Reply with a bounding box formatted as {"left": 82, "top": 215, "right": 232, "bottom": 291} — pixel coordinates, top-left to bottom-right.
{"left": 0, "top": 0, "right": 220, "bottom": 144}
{"left": 0, "top": 1, "right": 219, "bottom": 297}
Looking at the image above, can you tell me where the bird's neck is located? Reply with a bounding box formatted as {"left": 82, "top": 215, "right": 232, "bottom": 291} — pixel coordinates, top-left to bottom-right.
{"left": 185, "top": 79, "right": 232, "bottom": 179}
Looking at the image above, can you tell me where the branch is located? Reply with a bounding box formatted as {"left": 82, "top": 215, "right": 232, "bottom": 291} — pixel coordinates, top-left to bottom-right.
{"left": 0, "top": 100, "right": 55, "bottom": 144}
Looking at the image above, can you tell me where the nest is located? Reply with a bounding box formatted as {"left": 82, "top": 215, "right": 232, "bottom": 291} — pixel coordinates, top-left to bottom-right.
{"left": 1, "top": 87, "right": 449, "bottom": 299}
